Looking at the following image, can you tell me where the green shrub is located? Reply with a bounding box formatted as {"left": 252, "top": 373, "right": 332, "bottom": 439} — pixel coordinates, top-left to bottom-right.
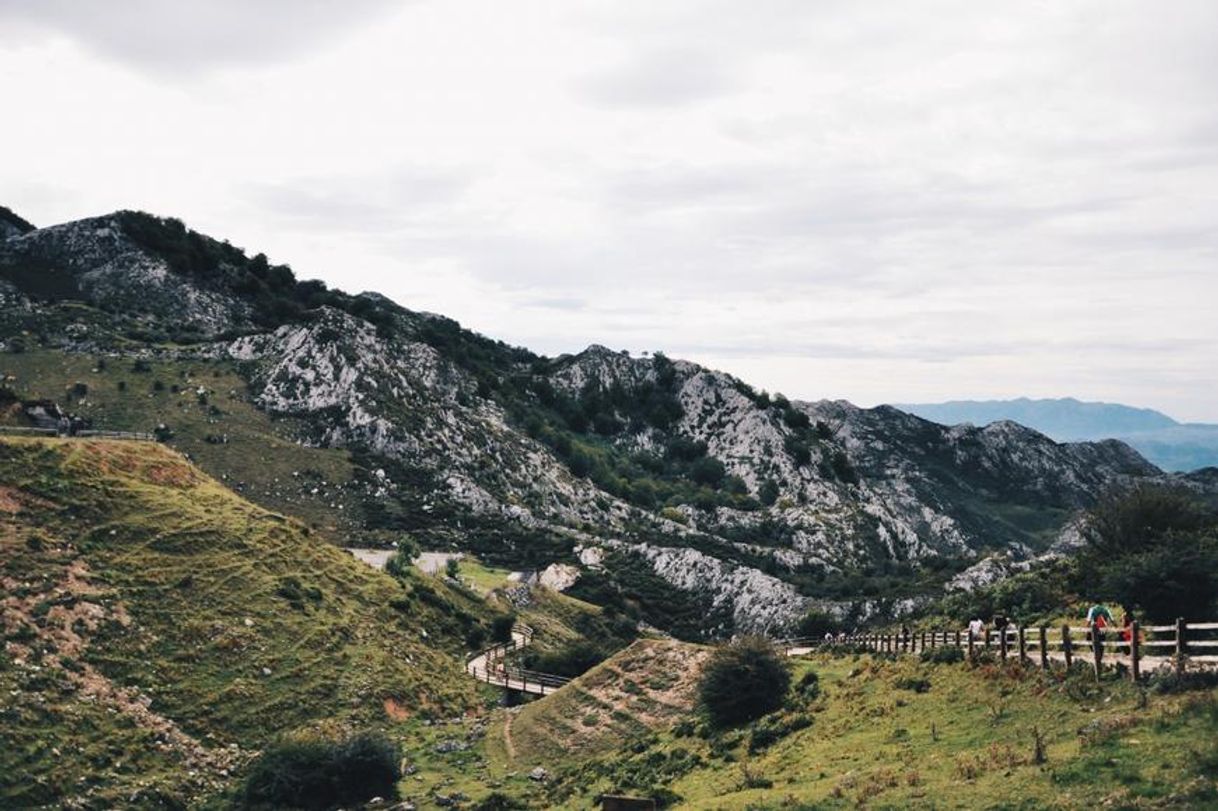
{"left": 794, "top": 669, "right": 820, "bottom": 701}
{"left": 1147, "top": 670, "right": 1218, "bottom": 695}
{"left": 699, "top": 637, "right": 791, "bottom": 727}
{"left": 490, "top": 613, "right": 516, "bottom": 643}
{"left": 240, "top": 732, "right": 400, "bottom": 810}
{"left": 921, "top": 646, "right": 964, "bottom": 664}
{"left": 525, "top": 641, "right": 607, "bottom": 678}
{"left": 383, "top": 545, "right": 418, "bottom": 578}
{"left": 894, "top": 676, "right": 931, "bottom": 693}
{"left": 472, "top": 793, "right": 528, "bottom": 810}
{"left": 792, "top": 609, "right": 839, "bottom": 639}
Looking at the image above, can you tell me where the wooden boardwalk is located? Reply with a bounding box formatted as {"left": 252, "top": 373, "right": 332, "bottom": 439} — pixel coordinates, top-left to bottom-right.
{"left": 465, "top": 625, "right": 571, "bottom": 696}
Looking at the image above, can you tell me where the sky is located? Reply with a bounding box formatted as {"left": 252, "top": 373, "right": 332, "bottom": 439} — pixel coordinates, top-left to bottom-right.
{"left": 1, "top": 1, "right": 1216, "bottom": 422}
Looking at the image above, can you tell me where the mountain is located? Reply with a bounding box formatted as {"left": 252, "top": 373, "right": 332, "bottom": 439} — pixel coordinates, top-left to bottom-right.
{"left": 895, "top": 398, "right": 1218, "bottom": 472}
{"left": 0, "top": 208, "right": 1199, "bottom": 636}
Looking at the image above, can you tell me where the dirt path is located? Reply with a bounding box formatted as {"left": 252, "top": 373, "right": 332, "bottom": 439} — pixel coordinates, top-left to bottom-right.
{"left": 503, "top": 711, "right": 517, "bottom": 759}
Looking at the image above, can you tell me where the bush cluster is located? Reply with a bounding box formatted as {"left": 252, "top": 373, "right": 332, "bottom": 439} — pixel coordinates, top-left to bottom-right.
{"left": 698, "top": 637, "right": 791, "bottom": 727}
{"left": 240, "top": 732, "right": 400, "bottom": 810}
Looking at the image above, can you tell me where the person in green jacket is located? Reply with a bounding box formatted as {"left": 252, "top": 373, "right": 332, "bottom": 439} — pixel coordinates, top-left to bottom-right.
{"left": 1086, "top": 604, "right": 1115, "bottom": 627}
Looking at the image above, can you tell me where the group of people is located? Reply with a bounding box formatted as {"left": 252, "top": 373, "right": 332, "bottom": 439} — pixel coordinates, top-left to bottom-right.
{"left": 960, "top": 604, "right": 1139, "bottom": 651}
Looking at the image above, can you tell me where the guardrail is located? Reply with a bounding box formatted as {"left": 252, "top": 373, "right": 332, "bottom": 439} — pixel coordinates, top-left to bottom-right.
{"left": 0, "top": 426, "right": 58, "bottom": 437}
{"left": 76, "top": 430, "right": 156, "bottom": 441}
{"left": 0, "top": 426, "right": 156, "bottom": 441}
{"left": 809, "top": 619, "right": 1218, "bottom": 680}
{"left": 464, "top": 623, "right": 572, "bottom": 695}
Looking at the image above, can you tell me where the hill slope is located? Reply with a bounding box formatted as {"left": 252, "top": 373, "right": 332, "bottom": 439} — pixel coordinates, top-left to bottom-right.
{"left": 897, "top": 398, "right": 1218, "bottom": 472}
{"left": 0, "top": 209, "right": 1198, "bottom": 635}
{"left": 0, "top": 437, "right": 484, "bottom": 808}
{"left": 478, "top": 643, "right": 1218, "bottom": 809}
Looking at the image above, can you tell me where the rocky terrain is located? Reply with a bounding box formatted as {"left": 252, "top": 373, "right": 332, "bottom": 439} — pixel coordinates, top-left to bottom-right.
{"left": 0, "top": 208, "right": 1196, "bottom": 635}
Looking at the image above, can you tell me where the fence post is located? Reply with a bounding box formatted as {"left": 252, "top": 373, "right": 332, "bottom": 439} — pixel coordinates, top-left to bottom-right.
{"left": 955, "top": 629, "right": 962, "bottom": 648}
{"left": 920, "top": 631, "right": 926, "bottom": 653}
{"left": 985, "top": 628, "right": 992, "bottom": 650}
{"left": 1000, "top": 628, "right": 1008, "bottom": 661}
{"left": 1062, "top": 624, "right": 1073, "bottom": 669}
{"left": 1018, "top": 626, "right": 1027, "bottom": 663}
{"left": 967, "top": 629, "right": 975, "bottom": 660}
{"left": 1039, "top": 625, "right": 1048, "bottom": 671}
{"left": 930, "top": 630, "right": 937, "bottom": 650}
{"left": 1130, "top": 620, "right": 1141, "bottom": 682}
{"left": 1175, "top": 618, "right": 1186, "bottom": 676}
{"left": 1091, "top": 622, "right": 1103, "bottom": 680}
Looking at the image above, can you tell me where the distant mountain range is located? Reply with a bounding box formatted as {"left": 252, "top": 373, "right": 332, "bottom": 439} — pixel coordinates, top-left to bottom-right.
{"left": 894, "top": 398, "right": 1218, "bottom": 472}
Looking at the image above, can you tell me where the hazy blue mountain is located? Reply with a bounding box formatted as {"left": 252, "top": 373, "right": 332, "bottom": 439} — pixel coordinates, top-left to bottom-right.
{"left": 894, "top": 398, "right": 1218, "bottom": 472}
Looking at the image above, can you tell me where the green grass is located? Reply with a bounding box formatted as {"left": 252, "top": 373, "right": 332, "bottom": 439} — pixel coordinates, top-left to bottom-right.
{"left": 456, "top": 557, "right": 515, "bottom": 595}
{"left": 462, "top": 642, "right": 1218, "bottom": 809}
{"left": 0, "top": 437, "right": 488, "bottom": 808}
{"left": 0, "top": 349, "right": 365, "bottom": 542}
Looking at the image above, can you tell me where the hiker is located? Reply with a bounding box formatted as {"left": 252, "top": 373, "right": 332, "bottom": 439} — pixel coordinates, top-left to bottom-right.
{"left": 1086, "top": 603, "right": 1114, "bottom": 642}
{"left": 1119, "top": 607, "right": 1135, "bottom": 655}
{"left": 967, "top": 617, "right": 985, "bottom": 644}
{"left": 993, "top": 613, "right": 1010, "bottom": 648}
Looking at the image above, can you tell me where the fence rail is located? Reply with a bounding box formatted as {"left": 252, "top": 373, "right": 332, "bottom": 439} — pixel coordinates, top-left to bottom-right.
{"left": 464, "top": 623, "right": 572, "bottom": 695}
{"left": 801, "top": 618, "right": 1218, "bottom": 681}
{"left": 0, "top": 426, "right": 58, "bottom": 437}
{"left": 0, "top": 425, "right": 156, "bottom": 442}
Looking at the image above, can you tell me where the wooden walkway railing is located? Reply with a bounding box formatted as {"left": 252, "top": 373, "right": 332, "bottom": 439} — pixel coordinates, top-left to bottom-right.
{"left": 796, "top": 619, "right": 1218, "bottom": 680}
{"left": 464, "top": 623, "right": 572, "bottom": 696}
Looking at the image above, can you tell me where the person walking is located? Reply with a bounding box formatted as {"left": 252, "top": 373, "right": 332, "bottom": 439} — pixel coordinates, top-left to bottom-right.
{"left": 1119, "top": 607, "right": 1135, "bottom": 656}
{"left": 967, "top": 617, "right": 985, "bottom": 645}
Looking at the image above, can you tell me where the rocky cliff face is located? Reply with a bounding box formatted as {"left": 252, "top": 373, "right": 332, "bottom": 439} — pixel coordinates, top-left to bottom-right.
{"left": 0, "top": 208, "right": 1186, "bottom": 634}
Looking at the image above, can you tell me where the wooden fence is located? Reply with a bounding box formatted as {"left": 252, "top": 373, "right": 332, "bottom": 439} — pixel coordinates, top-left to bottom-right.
{"left": 815, "top": 619, "right": 1218, "bottom": 681}
{"left": 0, "top": 426, "right": 155, "bottom": 441}
{"left": 464, "top": 624, "right": 572, "bottom": 695}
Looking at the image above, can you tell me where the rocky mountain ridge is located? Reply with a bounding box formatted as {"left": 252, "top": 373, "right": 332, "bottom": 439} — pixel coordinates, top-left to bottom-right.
{"left": 0, "top": 208, "right": 1194, "bottom": 633}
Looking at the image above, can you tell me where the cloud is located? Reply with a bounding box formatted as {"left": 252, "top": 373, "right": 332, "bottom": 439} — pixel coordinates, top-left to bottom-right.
{"left": 3, "top": 0, "right": 1217, "bottom": 421}
{"left": 578, "top": 48, "right": 740, "bottom": 108}
{"left": 241, "top": 167, "right": 475, "bottom": 233}
{"left": 0, "top": 0, "right": 402, "bottom": 73}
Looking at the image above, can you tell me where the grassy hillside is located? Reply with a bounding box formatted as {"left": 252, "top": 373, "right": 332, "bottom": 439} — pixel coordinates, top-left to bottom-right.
{"left": 464, "top": 642, "right": 1217, "bottom": 809}
{"left": 0, "top": 437, "right": 488, "bottom": 808}
{"left": 0, "top": 349, "right": 367, "bottom": 541}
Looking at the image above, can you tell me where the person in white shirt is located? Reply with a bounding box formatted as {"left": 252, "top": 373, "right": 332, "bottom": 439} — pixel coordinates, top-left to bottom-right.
{"left": 967, "top": 617, "right": 985, "bottom": 642}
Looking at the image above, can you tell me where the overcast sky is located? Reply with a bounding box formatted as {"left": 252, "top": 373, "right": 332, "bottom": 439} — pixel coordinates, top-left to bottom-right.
{"left": 2, "top": 1, "right": 1216, "bottom": 421}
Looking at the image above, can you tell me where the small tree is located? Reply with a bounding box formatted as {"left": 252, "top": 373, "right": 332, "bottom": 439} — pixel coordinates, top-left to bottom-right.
{"left": 490, "top": 613, "right": 516, "bottom": 644}
{"left": 445, "top": 557, "right": 461, "bottom": 579}
{"left": 1096, "top": 539, "right": 1218, "bottom": 622}
{"left": 793, "top": 609, "right": 839, "bottom": 639}
{"left": 699, "top": 636, "right": 791, "bottom": 727}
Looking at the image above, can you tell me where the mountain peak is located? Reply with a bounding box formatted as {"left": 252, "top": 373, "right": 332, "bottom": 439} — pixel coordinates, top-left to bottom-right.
{"left": 0, "top": 205, "right": 35, "bottom": 239}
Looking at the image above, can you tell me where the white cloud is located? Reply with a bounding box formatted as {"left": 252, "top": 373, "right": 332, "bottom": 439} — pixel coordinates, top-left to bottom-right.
{"left": 1, "top": 0, "right": 1216, "bottom": 421}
